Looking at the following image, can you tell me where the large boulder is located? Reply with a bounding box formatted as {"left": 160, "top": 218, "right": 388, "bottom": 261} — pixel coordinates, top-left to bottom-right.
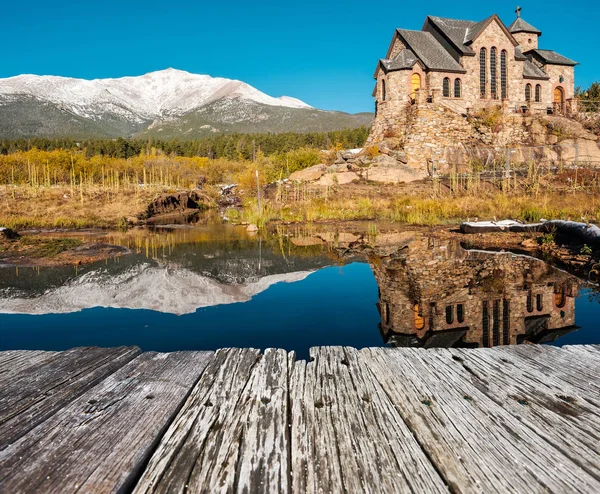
{"left": 144, "top": 191, "right": 209, "bottom": 218}
{"left": 317, "top": 171, "right": 360, "bottom": 185}
{"left": 542, "top": 116, "right": 597, "bottom": 141}
{"left": 362, "top": 154, "right": 427, "bottom": 183}
{"left": 557, "top": 138, "right": 600, "bottom": 163}
{"left": 364, "top": 166, "right": 426, "bottom": 184}
{"left": 326, "top": 163, "right": 349, "bottom": 173}
{"left": 288, "top": 164, "right": 326, "bottom": 182}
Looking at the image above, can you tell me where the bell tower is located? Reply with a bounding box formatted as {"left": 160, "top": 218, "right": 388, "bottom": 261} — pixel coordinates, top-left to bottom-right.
{"left": 508, "top": 7, "right": 542, "bottom": 51}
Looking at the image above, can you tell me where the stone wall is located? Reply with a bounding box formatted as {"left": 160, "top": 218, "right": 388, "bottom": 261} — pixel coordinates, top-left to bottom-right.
{"left": 513, "top": 32, "right": 539, "bottom": 51}
{"left": 373, "top": 95, "right": 532, "bottom": 172}
{"left": 460, "top": 20, "right": 524, "bottom": 108}
{"left": 401, "top": 101, "right": 474, "bottom": 173}
{"left": 544, "top": 64, "right": 575, "bottom": 101}
{"left": 372, "top": 69, "right": 412, "bottom": 141}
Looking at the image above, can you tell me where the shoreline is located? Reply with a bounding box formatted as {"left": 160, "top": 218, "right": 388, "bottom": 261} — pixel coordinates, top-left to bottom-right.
{"left": 1, "top": 219, "right": 596, "bottom": 277}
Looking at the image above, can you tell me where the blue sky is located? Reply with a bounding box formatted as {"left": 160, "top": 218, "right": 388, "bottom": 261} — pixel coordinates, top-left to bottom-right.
{"left": 2, "top": 1, "right": 598, "bottom": 113}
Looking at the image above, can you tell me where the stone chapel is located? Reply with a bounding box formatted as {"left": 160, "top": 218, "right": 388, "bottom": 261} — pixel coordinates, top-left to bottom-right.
{"left": 368, "top": 9, "right": 579, "bottom": 172}
{"left": 373, "top": 9, "right": 577, "bottom": 118}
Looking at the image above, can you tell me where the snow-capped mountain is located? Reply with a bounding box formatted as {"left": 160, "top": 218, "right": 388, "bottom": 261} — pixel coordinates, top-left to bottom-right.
{"left": 0, "top": 69, "right": 373, "bottom": 138}
{"left": 0, "top": 68, "right": 312, "bottom": 120}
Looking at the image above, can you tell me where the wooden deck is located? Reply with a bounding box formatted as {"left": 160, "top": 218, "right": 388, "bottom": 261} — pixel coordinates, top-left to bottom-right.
{"left": 1, "top": 345, "right": 599, "bottom": 493}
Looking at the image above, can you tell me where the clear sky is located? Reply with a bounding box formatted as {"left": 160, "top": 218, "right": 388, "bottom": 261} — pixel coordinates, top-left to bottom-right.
{"left": 2, "top": 1, "right": 598, "bottom": 113}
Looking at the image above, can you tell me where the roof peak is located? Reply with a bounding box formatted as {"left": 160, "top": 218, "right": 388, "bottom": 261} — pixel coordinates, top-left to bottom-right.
{"left": 508, "top": 11, "right": 542, "bottom": 36}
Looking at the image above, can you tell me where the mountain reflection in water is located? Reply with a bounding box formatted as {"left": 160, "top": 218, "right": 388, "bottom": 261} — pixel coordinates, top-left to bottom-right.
{"left": 0, "top": 224, "right": 594, "bottom": 357}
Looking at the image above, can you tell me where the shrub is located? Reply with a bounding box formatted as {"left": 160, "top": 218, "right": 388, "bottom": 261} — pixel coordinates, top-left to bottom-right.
{"left": 471, "top": 106, "right": 504, "bottom": 133}
{"left": 365, "top": 146, "right": 380, "bottom": 159}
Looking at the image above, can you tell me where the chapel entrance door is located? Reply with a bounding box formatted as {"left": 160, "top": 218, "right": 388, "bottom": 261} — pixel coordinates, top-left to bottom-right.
{"left": 553, "top": 86, "right": 564, "bottom": 114}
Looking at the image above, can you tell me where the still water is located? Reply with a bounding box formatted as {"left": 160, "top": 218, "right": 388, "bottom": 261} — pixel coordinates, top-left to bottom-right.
{"left": 1, "top": 223, "right": 598, "bottom": 360}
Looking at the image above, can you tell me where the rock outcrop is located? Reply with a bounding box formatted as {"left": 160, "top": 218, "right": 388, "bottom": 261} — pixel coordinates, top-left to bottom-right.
{"left": 288, "top": 164, "right": 327, "bottom": 182}
{"left": 142, "top": 191, "right": 210, "bottom": 219}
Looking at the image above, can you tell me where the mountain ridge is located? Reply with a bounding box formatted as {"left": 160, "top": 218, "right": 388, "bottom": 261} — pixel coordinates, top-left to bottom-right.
{"left": 0, "top": 69, "right": 373, "bottom": 139}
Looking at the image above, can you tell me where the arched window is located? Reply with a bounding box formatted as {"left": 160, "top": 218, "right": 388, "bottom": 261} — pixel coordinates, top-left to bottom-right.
{"left": 500, "top": 50, "right": 508, "bottom": 99}
{"left": 490, "top": 47, "right": 498, "bottom": 99}
{"left": 502, "top": 300, "right": 510, "bottom": 345}
{"left": 554, "top": 285, "right": 566, "bottom": 308}
{"left": 482, "top": 301, "right": 490, "bottom": 347}
{"left": 382, "top": 79, "right": 386, "bottom": 101}
{"left": 414, "top": 304, "right": 425, "bottom": 330}
{"left": 442, "top": 77, "right": 450, "bottom": 97}
{"left": 535, "top": 84, "right": 541, "bottom": 102}
{"left": 457, "top": 304, "right": 465, "bottom": 323}
{"left": 454, "top": 78, "right": 461, "bottom": 98}
{"left": 492, "top": 300, "right": 500, "bottom": 346}
{"left": 480, "top": 48, "right": 487, "bottom": 98}
{"left": 525, "top": 83, "right": 532, "bottom": 102}
{"left": 445, "top": 305, "right": 454, "bottom": 325}
{"left": 526, "top": 292, "right": 533, "bottom": 313}
{"left": 536, "top": 294, "right": 543, "bottom": 311}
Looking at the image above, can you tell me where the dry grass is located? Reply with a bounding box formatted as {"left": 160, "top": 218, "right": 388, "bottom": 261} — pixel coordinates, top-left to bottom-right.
{"left": 235, "top": 185, "right": 600, "bottom": 227}
{"left": 0, "top": 185, "right": 164, "bottom": 229}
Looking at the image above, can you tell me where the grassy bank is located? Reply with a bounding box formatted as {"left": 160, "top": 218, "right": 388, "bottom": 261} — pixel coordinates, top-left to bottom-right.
{"left": 0, "top": 186, "right": 163, "bottom": 229}
{"left": 3, "top": 181, "right": 600, "bottom": 230}
{"left": 3, "top": 147, "right": 600, "bottom": 230}
{"left": 233, "top": 191, "right": 600, "bottom": 227}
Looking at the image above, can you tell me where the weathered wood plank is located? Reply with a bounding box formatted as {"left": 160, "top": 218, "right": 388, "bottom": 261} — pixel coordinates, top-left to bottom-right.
{"left": 290, "top": 346, "right": 448, "bottom": 494}
{"left": 133, "top": 347, "right": 277, "bottom": 493}
{"left": 360, "top": 347, "right": 600, "bottom": 493}
{"left": 135, "top": 347, "right": 290, "bottom": 493}
{"left": 0, "top": 350, "right": 57, "bottom": 380}
{"left": 289, "top": 350, "right": 342, "bottom": 493}
{"left": 493, "top": 345, "right": 600, "bottom": 405}
{"left": 439, "top": 347, "right": 600, "bottom": 481}
{"left": 562, "top": 344, "right": 600, "bottom": 360}
{"left": 0, "top": 351, "right": 213, "bottom": 494}
{"left": 0, "top": 346, "right": 141, "bottom": 449}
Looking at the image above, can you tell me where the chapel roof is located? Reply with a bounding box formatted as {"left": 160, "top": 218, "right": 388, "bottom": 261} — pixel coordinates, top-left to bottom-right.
{"left": 384, "top": 49, "right": 420, "bottom": 70}
{"left": 523, "top": 59, "right": 550, "bottom": 80}
{"left": 514, "top": 46, "right": 528, "bottom": 61}
{"left": 525, "top": 49, "right": 578, "bottom": 66}
{"left": 425, "top": 16, "right": 478, "bottom": 55}
{"left": 508, "top": 17, "right": 542, "bottom": 35}
{"left": 395, "top": 29, "right": 466, "bottom": 73}
{"left": 425, "top": 15, "right": 518, "bottom": 56}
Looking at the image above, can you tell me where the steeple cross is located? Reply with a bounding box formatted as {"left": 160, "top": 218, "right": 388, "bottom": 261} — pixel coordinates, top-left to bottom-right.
{"left": 516, "top": 6, "right": 522, "bottom": 17}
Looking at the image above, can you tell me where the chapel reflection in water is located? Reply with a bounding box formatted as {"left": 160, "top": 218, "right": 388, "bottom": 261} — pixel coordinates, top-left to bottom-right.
{"left": 371, "top": 237, "right": 579, "bottom": 348}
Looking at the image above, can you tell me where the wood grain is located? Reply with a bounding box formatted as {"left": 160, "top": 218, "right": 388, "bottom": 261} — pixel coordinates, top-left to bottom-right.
{"left": 1, "top": 344, "right": 599, "bottom": 493}
{"left": 0, "top": 346, "right": 141, "bottom": 449}
{"left": 360, "top": 346, "right": 600, "bottom": 493}
{"left": 290, "top": 346, "right": 448, "bottom": 494}
{"left": 0, "top": 351, "right": 213, "bottom": 493}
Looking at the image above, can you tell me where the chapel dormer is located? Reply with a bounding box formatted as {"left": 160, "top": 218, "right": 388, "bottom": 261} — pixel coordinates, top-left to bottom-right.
{"left": 508, "top": 6, "right": 541, "bottom": 50}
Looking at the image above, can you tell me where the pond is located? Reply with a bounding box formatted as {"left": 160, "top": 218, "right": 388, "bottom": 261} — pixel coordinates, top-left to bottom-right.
{"left": 1, "top": 222, "right": 599, "bottom": 360}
